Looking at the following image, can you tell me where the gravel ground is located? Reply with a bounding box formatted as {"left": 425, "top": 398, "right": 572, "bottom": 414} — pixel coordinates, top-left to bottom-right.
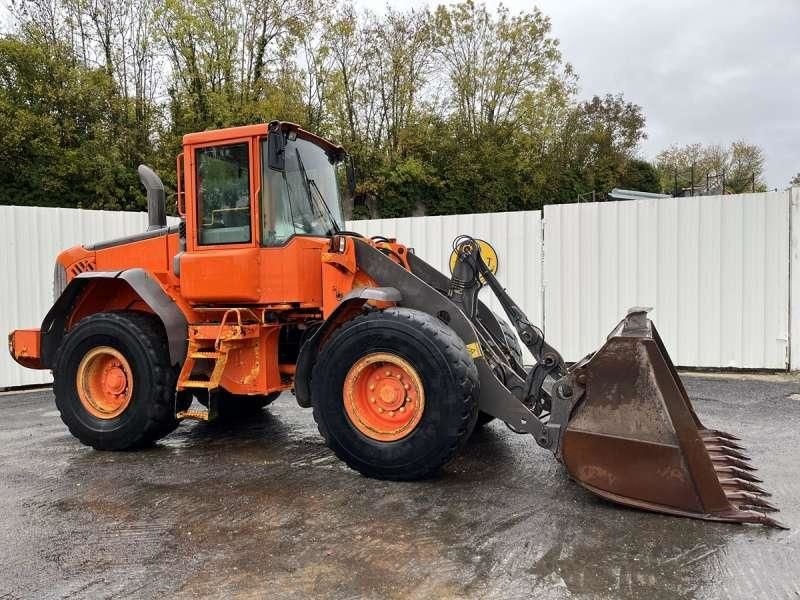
{"left": 1, "top": 373, "right": 798, "bottom": 599}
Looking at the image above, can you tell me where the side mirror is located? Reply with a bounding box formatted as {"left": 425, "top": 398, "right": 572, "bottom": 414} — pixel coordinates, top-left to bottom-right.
{"left": 267, "top": 123, "right": 285, "bottom": 171}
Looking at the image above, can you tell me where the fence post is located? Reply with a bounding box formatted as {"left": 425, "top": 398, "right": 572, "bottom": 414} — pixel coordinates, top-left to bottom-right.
{"left": 791, "top": 188, "right": 800, "bottom": 370}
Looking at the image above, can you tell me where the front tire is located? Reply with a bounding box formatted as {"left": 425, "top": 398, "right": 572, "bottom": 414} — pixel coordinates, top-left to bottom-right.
{"left": 311, "top": 307, "right": 479, "bottom": 480}
{"left": 53, "top": 311, "right": 180, "bottom": 450}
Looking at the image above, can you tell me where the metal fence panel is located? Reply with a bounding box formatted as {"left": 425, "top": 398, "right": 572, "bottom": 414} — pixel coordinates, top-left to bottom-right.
{"left": 543, "top": 192, "right": 790, "bottom": 368}
{"left": 790, "top": 188, "right": 800, "bottom": 370}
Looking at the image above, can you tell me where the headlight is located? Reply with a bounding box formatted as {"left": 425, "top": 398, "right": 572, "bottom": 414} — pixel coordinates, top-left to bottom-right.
{"left": 53, "top": 262, "right": 67, "bottom": 302}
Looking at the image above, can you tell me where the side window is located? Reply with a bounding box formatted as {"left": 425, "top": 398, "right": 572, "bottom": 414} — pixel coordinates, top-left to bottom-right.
{"left": 196, "top": 143, "right": 251, "bottom": 246}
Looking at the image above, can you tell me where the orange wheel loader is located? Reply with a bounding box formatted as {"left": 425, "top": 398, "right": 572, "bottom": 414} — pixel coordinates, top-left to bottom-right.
{"left": 8, "top": 121, "right": 783, "bottom": 528}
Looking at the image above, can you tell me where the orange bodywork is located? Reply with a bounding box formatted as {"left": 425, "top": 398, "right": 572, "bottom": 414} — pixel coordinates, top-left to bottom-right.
{"left": 8, "top": 329, "right": 43, "bottom": 369}
{"left": 8, "top": 121, "right": 409, "bottom": 401}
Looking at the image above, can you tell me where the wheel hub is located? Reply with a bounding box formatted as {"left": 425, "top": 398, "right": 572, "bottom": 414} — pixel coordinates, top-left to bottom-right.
{"left": 343, "top": 353, "right": 425, "bottom": 442}
{"left": 76, "top": 346, "right": 133, "bottom": 419}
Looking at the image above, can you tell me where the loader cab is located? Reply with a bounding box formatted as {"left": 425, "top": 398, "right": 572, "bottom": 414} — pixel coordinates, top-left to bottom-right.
{"left": 177, "top": 122, "right": 351, "bottom": 305}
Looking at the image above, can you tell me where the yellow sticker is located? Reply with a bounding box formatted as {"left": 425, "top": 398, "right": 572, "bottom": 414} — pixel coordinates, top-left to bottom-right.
{"left": 449, "top": 238, "right": 499, "bottom": 283}
{"left": 465, "top": 342, "right": 483, "bottom": 359}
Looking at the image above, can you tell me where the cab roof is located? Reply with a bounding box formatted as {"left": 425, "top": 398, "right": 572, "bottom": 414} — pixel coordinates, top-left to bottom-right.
{"left": 182, "top": 122, "right": 345, "bottom": 157}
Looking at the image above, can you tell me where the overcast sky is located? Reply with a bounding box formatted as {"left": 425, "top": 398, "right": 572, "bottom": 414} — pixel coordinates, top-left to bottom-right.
{"left": 2, "top": 1, "right": 797, "bottom": 187}
{"left": 358, "top": 0, "right": 799, "bottom": 188}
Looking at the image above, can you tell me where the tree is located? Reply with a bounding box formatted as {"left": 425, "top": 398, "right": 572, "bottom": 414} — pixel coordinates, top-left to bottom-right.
{"left": 618, "top": 159, "right": 660, "bottom": 193}
{"left": 566, "top": 94, "right": 648, "bottom": 194}
{"left": 726, "top": 140, "right": 766, "bottom": 193}
{"left": 433, "top": 0, "right": 567, "bottom": 133}
{"left": 8, "top": 0, "right": 764, "bottom": 218}
{"left": 0, "top": 34, "right": 145, "bottom": 209}
{"left": 791, "top": 173, "right": 800, "bottom": 187}
{"left": 655, "top": 141, "right": 767, "bottom": 195}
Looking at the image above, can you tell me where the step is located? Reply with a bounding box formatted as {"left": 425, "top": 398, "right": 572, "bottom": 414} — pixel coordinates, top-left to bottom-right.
{"left": 190, "top": 351, "right": 220, "bottom": 359}
{"left": 181, "top": 379, "right": 215, "bottom": 389}
{"left": 177, "top": 409, "right": 210, "bottom": 422}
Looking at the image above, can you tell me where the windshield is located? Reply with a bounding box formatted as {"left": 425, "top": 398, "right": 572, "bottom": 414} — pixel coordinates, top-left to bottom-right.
{"left": 261, "top": 137, "right": 345, "bottom": 245}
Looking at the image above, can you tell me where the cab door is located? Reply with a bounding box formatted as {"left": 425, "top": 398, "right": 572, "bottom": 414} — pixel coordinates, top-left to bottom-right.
{"left": 180, "top": 138, "right": 262, "bottom": 303}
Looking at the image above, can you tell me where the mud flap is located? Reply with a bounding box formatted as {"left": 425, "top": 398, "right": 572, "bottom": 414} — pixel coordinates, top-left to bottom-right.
{"left": 562, "top": 309, "right": 785, "bottom": 528}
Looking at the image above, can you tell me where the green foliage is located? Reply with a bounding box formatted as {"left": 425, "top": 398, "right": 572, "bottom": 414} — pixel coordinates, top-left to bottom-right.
{"left": 373, "top": 158, "right": 442, "bottom": 218}
{"left": 618, "top": 160, "right": 660, "bottom": 193}
{"left": 656, "top": 141, "right": 768, "bottom": 195}
{"left": 0, "top": 0, "right": 772, "bottom": 216}
{"left": 0, "top": 35, "right": 146, "bottom": 209}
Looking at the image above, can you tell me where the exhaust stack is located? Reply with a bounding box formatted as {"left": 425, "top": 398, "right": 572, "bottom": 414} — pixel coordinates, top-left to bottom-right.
{"left": 137, "top": 164, "right": 166, "bottom": 231}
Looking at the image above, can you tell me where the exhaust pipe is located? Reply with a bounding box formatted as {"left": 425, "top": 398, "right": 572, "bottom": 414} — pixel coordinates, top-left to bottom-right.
{"left": 137, "top": 164, "right": 166, "bottom": 231}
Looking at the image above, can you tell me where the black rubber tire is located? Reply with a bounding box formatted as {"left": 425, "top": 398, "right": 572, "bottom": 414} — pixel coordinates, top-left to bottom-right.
{"left": 475, "top": 313, "right": 523, "bottom": 428}
{"left": 53, "top": 311, "right": 180, "bottom": 450}
{"left": 202, "top": 390, "right": 280, "bottom": 417}
{"left": 311, "top": 307, "right": 479, "bottom": 480}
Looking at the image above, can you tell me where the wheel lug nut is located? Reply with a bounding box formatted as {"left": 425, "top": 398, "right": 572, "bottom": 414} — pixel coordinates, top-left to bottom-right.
{"left": 399, "top": 406, "right": 405, "bottom": 413}
{"left": 369, "top": 384, "right": 375, "bottom": 391}
{"left": 404, "top": 384, "right": 410, "bottom": 390}
{"left": 389, "top": 411, "right": 395, "bottom": 417}
{"left": 384, "top": 370, "right": 390, "bottom": 376}
{"left": 377, "top": 407, "right": 384, "bottom": 413}
{"left": 370, "top": 397, "right": 376, "bottom": 403}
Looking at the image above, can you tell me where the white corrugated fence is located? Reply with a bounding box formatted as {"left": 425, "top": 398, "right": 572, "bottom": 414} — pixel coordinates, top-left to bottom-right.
{"left": 1, "top": 190, "right": 796, "bottom": 387}
{"left": 543, "top": 193, "right": 790, "bottom": 369}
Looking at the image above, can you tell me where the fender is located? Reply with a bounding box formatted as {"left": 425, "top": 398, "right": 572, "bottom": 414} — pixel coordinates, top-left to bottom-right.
{"left": 40, "top": 268, "right": 188, "bottom": 368}
{"left": 294, "top": 286, "right": 401, "bottom": 408}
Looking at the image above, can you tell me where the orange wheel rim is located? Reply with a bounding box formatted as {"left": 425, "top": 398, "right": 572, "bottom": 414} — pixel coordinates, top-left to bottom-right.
{"left": 343, "top": 352, "right": 425, "bottom": 442}
{"left": 76, "top": 346, "right": 133, "bottom": 419}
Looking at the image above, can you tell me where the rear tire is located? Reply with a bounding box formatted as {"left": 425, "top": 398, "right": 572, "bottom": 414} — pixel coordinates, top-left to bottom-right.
{"left": 311, "top": 307, "right": 479, "bottom": 480}
{"left": 53, "top": 311, "right": 180, "bottom": 450}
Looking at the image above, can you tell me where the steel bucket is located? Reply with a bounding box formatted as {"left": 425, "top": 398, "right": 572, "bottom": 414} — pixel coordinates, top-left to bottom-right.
{"left": 561, "top": 309, "right": 785, "bottom": 528}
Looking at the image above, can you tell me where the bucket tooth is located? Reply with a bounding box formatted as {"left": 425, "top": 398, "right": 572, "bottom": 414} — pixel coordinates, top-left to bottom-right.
{"left": 719, "top": 478, "right": 771, "bottom": 497}
{"left": 725, "top": 492, "right": 779, "bottom": 512}
{"left": 715, "top": 465, "right": 763, "bottom": 483}
{"left": 705, "top": 445, "right": 751, "bottom": 461}
{"left": 737, "top": 511, "right": 788, "bottom": 529}
{"left": 700, "top": 429, "right": 742, "bottom": 442}
{"left": 762, "top": 516, "right": 788, "bottom": 529}
{"left": 738, "top": 504, "right": 775, "bottom": 513}
{"left": 711, "top": 456, "right": 757, "bottom": 471}
{"left": 701, "top": 435, "right": 746, "bottom": 451}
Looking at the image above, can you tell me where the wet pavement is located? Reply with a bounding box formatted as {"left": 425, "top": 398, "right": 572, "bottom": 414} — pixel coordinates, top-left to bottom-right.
{"left": 1, "top": 373, "right": 799, "bottom": 599}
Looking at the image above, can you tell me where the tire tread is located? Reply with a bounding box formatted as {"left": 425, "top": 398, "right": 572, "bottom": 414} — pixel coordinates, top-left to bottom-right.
{"left": 311, "top": 307, "right": 479, "bottom": 480}
{"left": 53, "top": 311, "right": 178, "bottom": 450}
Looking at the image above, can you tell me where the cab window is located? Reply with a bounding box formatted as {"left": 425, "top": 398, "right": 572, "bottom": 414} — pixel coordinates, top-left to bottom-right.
{"left": 261, "top": 137, "right": 344, "bottom": 246}
{"left": 196, "top": 143, "right": 251, "bottom": 245}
